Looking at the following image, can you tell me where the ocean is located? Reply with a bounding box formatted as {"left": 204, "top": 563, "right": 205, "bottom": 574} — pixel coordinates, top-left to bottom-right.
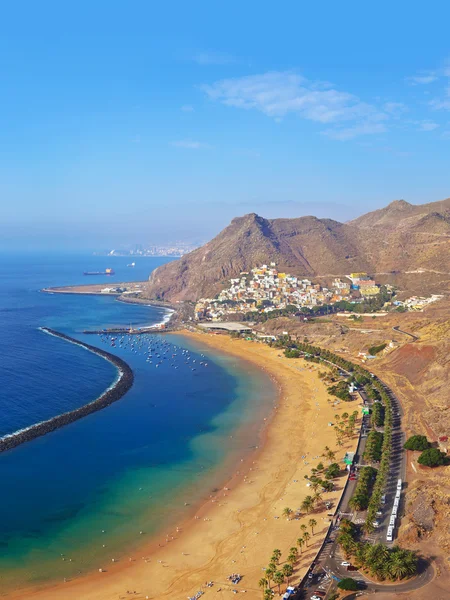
{"left": 0, "top": 254, "right": 275, "bottom": 590}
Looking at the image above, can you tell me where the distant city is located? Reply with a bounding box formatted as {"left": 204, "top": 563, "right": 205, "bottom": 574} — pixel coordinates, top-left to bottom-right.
{"left": 94, "top": 243, "right": 201, "bottom": 258}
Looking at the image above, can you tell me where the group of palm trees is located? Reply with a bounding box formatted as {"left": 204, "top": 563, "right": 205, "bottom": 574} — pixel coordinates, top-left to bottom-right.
{"left": 333, "top": 410, "right": 359, "bottom": 446}
{"left": 278, "top": 339, "right": 418, "bottom": 584}
{"left": 338, "top": 519, "right": 417, "bottom": 581}
{"left": 258, "top": 521, "right": 317, "bottom": 598}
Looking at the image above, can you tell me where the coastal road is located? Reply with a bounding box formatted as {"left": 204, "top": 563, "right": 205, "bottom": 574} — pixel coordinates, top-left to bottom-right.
{"left": 296, "top": 370, "right": 433, "bottom": 600}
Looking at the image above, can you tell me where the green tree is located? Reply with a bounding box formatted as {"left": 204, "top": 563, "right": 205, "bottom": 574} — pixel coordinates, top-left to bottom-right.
{"left": 404, "top": 435, "right": 430, "bottom": 451}
{"left": 272, "top": 548, "right": 282, "bottom": 563}
{"left": 264, "top": 589, "right": 274, "bottom": 600}
{"left": 325, "top": 463, "right": 340, "bottom": 479}
{"left": 258, "top": 578, "right": 268, "bottom": 595}
{"left": 337, "top": 577, "right": 358, "bottom": 591}
{"left": 282, "top": 563, "right": 294, "bottom": 584}
{"left": 309, "top": 518, "right": 317, "bottom": 535}
{"left": 303, "top": 531, "right": 311, "bottom": 546}
{"left": 282, "top": 507, "right": 293, "bottom": 520}
{"left": 418, "top": 448, "right": 446, "bottom": 467}
{"left": 273, "top": 571, "right": 284, "bottom": 594}
{"left": 297, "top": 536, "right": 304, "bottom": 553}
{"left": 301, "top": 496, "right": 314, "bottom": 513}
{"left": 265, "top": 567, "right": 274, "bottom": 585}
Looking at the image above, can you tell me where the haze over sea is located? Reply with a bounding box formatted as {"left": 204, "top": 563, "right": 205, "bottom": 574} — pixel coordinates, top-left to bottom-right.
{"left": 0, "top": 254, "right": 275, "bottom": 590}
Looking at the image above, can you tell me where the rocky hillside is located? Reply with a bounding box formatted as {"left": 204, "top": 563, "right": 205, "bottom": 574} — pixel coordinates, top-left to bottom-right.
{"left": 145, "top": 197, "right": 450, "bottom": 302}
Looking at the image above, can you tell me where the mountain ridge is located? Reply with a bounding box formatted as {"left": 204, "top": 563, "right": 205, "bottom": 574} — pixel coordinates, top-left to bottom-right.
{"left": 145, "top": 197, "right": 450, "bottom": 302}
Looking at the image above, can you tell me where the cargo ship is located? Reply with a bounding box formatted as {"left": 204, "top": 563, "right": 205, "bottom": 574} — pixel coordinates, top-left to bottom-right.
{"left": 83, "top": 268, "right": 115, "bottom": 276}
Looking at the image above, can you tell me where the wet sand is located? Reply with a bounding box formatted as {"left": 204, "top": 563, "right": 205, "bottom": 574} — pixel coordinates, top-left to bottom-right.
{"left": 9, "top": 331, "right": 360, "bottom": 600}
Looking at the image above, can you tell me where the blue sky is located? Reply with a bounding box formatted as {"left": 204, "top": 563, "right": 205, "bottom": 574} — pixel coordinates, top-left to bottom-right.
{"left": 1, "top": 0, "right": 450, "bottom": 249}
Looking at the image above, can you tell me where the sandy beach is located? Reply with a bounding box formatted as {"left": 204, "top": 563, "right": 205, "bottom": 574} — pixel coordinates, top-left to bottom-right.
{"left": 9, "top": 331, "right": 360, "bottom": 600}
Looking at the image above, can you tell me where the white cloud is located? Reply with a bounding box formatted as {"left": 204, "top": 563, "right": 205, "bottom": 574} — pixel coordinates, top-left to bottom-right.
{"left": 181, "top": 105, "right": 194, "bottom": 112}
{"left": 192, "top": 51, "right": 235, "bottom": 66}
{"left": 430, "top": 84, "right": 450, "bottom": 110}
{"left": 384, "top": 102, "right": 407, "bottom": 116}
{"left": 323, "top": 122, "right": 387, "bottom": 141}
{"left": 415, "top": 120, "right": 440, "bottom": 131}
{"left": 171, "top": 140, "right": 210, "bottom": 149}
{"left": 202, "top": 71, "right": 388, "bottom": 139}
{"left": 406, "top": 73, "right": 438, "bottom": 85}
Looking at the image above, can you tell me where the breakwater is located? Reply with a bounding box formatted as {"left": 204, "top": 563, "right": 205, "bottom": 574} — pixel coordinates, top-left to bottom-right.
{"left": 0, "top": 328, "right": 134, "bottom": 453}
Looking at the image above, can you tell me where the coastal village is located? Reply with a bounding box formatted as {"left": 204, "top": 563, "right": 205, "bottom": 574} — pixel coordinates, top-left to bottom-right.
{"left": 194, "top": 264, "right": 381, "bottom": 321}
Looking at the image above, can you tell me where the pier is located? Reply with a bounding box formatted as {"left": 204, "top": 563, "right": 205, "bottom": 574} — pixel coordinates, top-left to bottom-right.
{"left": 82, "top": 325, "right": 173, "bottom": 335}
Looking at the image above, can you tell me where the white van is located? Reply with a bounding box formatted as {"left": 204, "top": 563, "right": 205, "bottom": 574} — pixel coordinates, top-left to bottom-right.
{"left": 395, "top": 490, "right": 401, "bottom": 499}
{"left": 397, "top": 479, "right": 402, "bottom": 490}
{"left": 393, "top": 498, "right": 400, "bottom": 508}
{"left": 389, "top": 516, "right": 396, "bottom": 526}
{"left": 391, "top": 506, "right": 398, "bottom": 516}
{"left": 386, "top": 527, "right": 393, "bottom": 542}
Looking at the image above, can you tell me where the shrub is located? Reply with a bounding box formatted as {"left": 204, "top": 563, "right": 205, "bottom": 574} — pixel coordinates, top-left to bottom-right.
{"left": 368, "top": 343, "right": 387, "bottom": 355}
{"left": 418, "top": 448, "right": 446, "bottom": 467}
{"left": 284, "top": 349, "right": 301, "bottom": 358}
{"left": 338, "top": 577, "right": 358, "bottom": 591}
{"left": 404, "top": 435, "right": 430, "bottom": 451}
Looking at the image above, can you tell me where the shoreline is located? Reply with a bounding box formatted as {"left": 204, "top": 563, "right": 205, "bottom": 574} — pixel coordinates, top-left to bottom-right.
{"left": 0, "top": 328, "right": 134, "bottom": 453}
{"left": 8, "top": 331, "right": 361, "bottom": 600}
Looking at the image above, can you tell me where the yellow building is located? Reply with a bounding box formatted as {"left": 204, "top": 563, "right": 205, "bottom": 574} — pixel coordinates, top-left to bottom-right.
{"left": 360, "top": 286, "right": 379, "bottom": 296}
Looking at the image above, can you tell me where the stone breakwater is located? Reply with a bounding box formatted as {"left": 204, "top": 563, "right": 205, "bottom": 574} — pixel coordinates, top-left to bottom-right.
{"left": 0, "top": 328, "right": 134, "bottom": 453}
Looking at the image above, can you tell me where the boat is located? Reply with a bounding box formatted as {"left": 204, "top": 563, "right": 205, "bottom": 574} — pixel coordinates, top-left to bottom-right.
{"left": 127, "top": 262, "right": 136, "bottom": 267}
{"left": 83, "top": 268, "right": 115, "bottom": 276}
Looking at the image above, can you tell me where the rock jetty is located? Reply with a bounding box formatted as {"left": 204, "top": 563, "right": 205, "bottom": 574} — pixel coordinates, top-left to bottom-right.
{"left": 0, "top": 328, "right": 134, "bottom": 453}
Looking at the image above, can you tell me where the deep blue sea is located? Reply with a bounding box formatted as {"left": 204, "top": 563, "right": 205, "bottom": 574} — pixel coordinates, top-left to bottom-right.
{"left": 0, "top": 254, "right": 275, "bottom": 590}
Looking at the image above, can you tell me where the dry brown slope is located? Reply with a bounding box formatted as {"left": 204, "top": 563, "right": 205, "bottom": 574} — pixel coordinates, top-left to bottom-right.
{"left": 145, "top": 197, "right": 450, "bottom": 302}
{"left": 145, "top": 213, "right": 369, "bottom": 301}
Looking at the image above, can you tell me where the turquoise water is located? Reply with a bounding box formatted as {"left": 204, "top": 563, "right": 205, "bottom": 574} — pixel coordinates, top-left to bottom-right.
{"left": 0, "top": 255, "right": 275, "bottom": 590}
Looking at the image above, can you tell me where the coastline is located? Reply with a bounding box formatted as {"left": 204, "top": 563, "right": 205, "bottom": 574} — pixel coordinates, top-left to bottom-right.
{"left": 8, "top": 330, "right": 361, "bottom": 600}
{"left": 0, "top": 329, "right": 134, "bottom": 453}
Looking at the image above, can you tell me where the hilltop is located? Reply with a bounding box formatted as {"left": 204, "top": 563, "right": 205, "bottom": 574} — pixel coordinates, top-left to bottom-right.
{"left": 144, "top": 197, "right": 450, "bottom": 302}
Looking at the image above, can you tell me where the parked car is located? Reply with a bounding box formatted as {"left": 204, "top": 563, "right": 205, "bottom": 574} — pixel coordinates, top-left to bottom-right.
{"left": 341, "top": 561, "right": 351, "bottom": 567}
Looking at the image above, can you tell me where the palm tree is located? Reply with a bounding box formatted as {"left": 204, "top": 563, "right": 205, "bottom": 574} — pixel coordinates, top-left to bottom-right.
{"left": 300, "top": 524, "right": 307, "bottom": 533}
{"left": 297, "top": 536, "right": 304, "bottom": 553}
{"left": 273, "top": 571, "right": 284, "bottom": 594}
{"left": 282, "top": 563, "right": 294, "bottom": 584}
{"left": 310, "top": 480, "right": 321, "bottom": 493}
{"left": 309, "top": 518, "right": 317, "bottom": 535}
{"left": 264, "top": 589, "right": 274, "bottom": 600}
{"left": 258, "top": 578, "right": 268, "bottom": 596}
{"left": 272, "top": 548, "right": 282, "bottom": 563}
{"left": 303, "top": 531, "right": 311, "bottom": 546}
{"left": 282, "top": 507, "right": 293, "bottom": 520}
{"left": 301, "top": 496, "right": 314, "bottom": 513}
{"left": 268, "top": 561, "right": 277, "bottom": 572}
{"left": 265, "top": 567, "right": 275, "bottom": 586}
{"left": 324, "top": 447, "right": 336, "bottom": 463}
{"left": 313, "top": 490, "right": 322, "bottom": 506}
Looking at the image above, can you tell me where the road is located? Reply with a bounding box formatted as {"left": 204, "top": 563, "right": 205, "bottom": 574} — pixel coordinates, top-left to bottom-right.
{"left": 296, "top": 368, "right": 433, "bottom": 600}
{"left": 392, "top": 325, "right": 419, "bottom": 342}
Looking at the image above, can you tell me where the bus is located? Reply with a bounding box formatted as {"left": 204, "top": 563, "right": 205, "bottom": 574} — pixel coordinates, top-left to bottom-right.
{"left": 386, "top": 526, "right": 394, "bottom": 542}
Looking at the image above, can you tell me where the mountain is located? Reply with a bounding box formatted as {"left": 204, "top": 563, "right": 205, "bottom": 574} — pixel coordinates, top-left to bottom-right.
{"left": 349, "top": 198, "right": 450, "bottom": 230}
{"left": 145, "top": 197, "right": 450, "bottom": 302}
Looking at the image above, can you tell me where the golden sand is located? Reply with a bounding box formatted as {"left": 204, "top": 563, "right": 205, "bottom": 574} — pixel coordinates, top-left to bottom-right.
{"left": 10, "top": 331, "right": 360, "bottom": 600}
